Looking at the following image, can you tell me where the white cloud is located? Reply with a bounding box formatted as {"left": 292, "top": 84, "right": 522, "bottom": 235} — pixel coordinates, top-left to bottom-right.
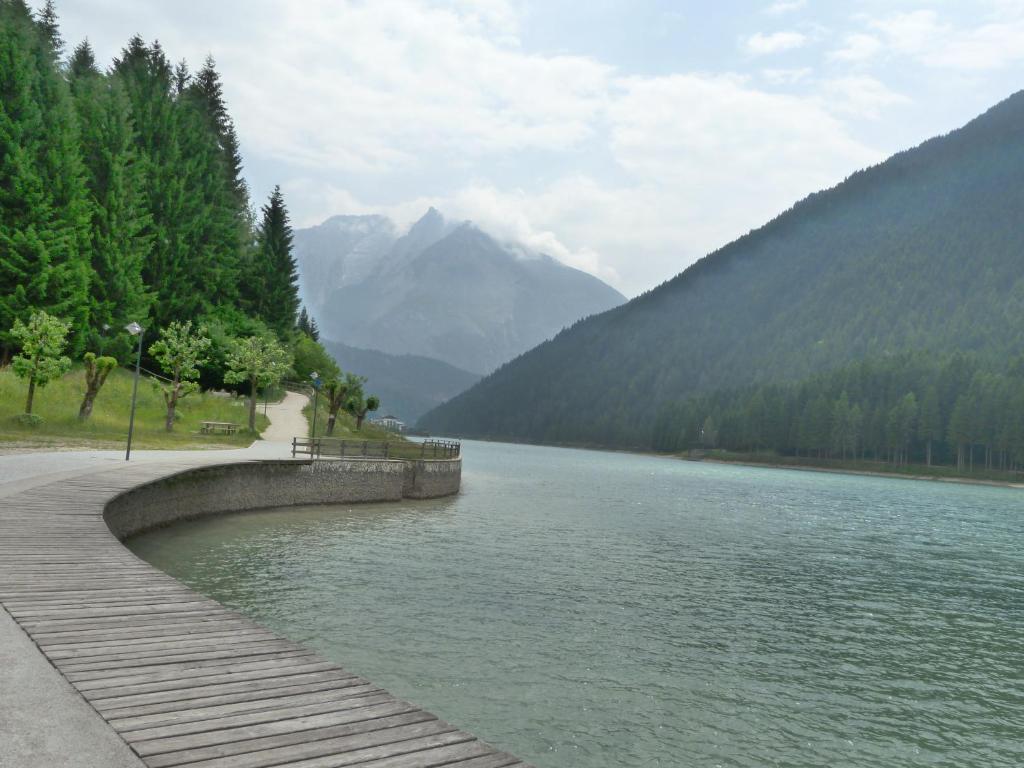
{"left": 830, "top": 32, "right": 883, "bottom": 62}
{"left": 220, "top": 0, "right": 613, "bottom": 174}
{"left": 761, "top": 66, "right": 813, "bottom": 84}
{"left": 869, "top": 10, "right": 947, "bottom": 57}
{"left": 48, "top": 0, "right": 900, "bottom": 296}
{"left": 743, "top": 30, "right": 808, "bottom": 55}
{"left": 856, "top": 6, "right": 1024, "bottom": 71}
{"left": 819, "top": 76, "right": 910, "bottom": 119}
{"left": 764, "top": 0, "right": 807, "bottom": 14}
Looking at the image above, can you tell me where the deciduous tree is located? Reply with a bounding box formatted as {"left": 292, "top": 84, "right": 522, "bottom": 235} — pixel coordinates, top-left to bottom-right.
{"left": 149, "top": 321, "right": 211, "bottom": 431}
{"left": 10, "top": 310, "right": 71, "bottom": 415}
{"left": 78, "top": 351, "right": 116, "bottom": 420}
{"left": 224, "top": 335, "right": 292, "bottom": 431}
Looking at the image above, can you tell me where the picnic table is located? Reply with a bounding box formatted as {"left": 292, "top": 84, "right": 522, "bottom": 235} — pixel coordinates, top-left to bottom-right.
{"left": 200, "top": 421, "right": 239, "bottom": 435}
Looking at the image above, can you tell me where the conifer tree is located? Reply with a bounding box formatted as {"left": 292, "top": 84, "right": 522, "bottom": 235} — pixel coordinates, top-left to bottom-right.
{"left": 190, "top": 56, "right": 247, "bottom": 207}
{"left": 0, "top": 1, "right": 91, "bottom": 359}
{"left": 918, "top": 386, "right": 942, "bottom": 466}
{"left": 251, "top": 186, "right": 300, "bottom": 336}
{"left": 36, "top": 0, "right": 62, "bottom": 60}
{"left": 68, "top": 40, "right": 152, "bottom": 357}
{"left": 113, "top": 38, "right": 241, "bottom": 327}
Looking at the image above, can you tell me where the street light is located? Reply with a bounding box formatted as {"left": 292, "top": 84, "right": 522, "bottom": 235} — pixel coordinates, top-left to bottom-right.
{"left": 310, "top": 371, "right": 322, "bottom": 446}
{"left": 125, "top": 322, "right": 144, "bottom": 461}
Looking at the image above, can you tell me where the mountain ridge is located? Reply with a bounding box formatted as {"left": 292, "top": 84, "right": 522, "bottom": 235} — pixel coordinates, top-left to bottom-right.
{"left": 294, "top": 209, "right": 626, "bottom": 374}
{"left": 418, "top": 89, "right": 1024, "bottom": 446}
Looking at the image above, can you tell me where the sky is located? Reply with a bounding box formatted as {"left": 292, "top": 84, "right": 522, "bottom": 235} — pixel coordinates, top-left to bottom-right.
{"left": 46, "top": 0, "right": 1024, "bottom": 296}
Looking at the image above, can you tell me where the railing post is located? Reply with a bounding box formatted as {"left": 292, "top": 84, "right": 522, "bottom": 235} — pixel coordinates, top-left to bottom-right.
{"left": 384, "top": 442, "right": 389, "bottom": 459}
{"left": 292, "top": 437, "right": 296, "bottom": 458}
{"left": 362, "top": 440, "right": 368, "bottom": 456}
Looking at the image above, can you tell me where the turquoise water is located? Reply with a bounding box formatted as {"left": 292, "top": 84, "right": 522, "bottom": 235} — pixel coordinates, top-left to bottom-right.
{"left": 128, "top": 441, "right": 1024, "bottom": 767}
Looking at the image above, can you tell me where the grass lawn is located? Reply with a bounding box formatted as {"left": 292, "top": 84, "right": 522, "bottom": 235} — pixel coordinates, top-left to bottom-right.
{"left": 303, "top": 397, "right": 395, "bottom": 442}
{"left": 0, "top": 366, "right": 267, "bottom": 451}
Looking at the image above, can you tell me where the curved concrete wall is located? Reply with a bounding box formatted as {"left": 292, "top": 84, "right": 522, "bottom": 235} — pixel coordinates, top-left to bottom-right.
{"left": 403, "top": 458, "right": 462, "bottom": 499}
{"left": 104, "top": 458, "right": 461, "bottom": 539}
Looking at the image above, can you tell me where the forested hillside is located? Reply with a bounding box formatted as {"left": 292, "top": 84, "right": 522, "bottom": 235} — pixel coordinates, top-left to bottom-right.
{"left": 321, "top": 341, "right": 479, "bottom": 424}
{"left": 420, "top": 90, "right": 1024, "bottom": 453}
{"left": 0, "top": 1, "right": 370, "bottom": 427}
{"left": 2, "top": 2, "right": 280, "bottom": 361}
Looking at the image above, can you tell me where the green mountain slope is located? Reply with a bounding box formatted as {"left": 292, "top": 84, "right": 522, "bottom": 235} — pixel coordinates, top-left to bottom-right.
{"left": 418, "top": 91, "right": 1024, "bottom": 447}
{"left": 321, "top": 340, "right": 480, "bottom": 424}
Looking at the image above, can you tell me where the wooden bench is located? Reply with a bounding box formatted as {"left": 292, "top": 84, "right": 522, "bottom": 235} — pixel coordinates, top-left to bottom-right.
{"left": 200, "top": 421, "right": 239, "bottom": 435}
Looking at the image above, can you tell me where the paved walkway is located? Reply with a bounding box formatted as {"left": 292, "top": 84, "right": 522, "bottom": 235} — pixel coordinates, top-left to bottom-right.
{"left": 0, "top": 395, "right": 306, "bottom": 768}
{"left": 260, "top": 391, "right": 311, "bottom": 445}
{"left": 0, "top": 397, "right": 523, "bottom": 768}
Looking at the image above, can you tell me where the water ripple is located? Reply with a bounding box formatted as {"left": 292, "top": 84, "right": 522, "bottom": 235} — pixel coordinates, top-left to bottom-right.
{"left": 130, "top": 441, "right": 1024, "bottom": 768}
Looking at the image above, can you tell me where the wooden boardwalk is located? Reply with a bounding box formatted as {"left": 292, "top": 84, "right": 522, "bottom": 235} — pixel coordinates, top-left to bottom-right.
{"left": 0, "top": 460, "right": 529, "bottom": 768}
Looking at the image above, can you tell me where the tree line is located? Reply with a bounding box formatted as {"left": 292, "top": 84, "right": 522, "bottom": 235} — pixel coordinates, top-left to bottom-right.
{"left": 418, "top": 88, "right": 1024, "bottom": 449}
{"left": 0, "top": 1, "right": 377, "bottom": 430}
{"left": 652, "top": 352, "right": 1024, "bottom": 473}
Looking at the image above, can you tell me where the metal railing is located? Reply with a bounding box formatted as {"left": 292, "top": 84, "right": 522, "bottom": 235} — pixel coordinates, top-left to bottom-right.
{"left": 291, "top": 437, "right": 461, "bottom": 461}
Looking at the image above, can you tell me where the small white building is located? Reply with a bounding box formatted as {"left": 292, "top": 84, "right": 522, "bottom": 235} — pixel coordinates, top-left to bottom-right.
{"left": 374, "top": 414, "right": 406, "bottom": 433}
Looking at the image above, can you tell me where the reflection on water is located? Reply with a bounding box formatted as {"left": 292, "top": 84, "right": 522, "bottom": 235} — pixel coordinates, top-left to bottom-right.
{"left": 129, "top": 440, "right": 1024, "bottom": 767}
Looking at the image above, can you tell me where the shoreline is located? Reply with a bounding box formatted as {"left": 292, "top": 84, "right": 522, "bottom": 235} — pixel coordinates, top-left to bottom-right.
{"left": 439, "top": 434, "right": 1024, "bottom": 490}
{"left": 687, "top": 455, "right": 1024, "bottom": 489}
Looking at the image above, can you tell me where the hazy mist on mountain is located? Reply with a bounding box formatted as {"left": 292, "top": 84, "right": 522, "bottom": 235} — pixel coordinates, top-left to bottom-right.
{"left": 294, "top": 208, "right": 625, "bottom": 375}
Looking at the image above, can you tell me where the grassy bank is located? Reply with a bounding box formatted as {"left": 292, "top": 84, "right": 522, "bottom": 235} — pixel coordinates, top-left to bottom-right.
{"left": 303, "top": 396, "right": 396, "bottom": 442}
{"left": 0, "top": 366, "right": 267, "bottom": 450}
{"left": 302, "top": 397, "right": 438, "bottom": 460}
{"left": 684, "top": 449, "right": 1024, "bottom": 487}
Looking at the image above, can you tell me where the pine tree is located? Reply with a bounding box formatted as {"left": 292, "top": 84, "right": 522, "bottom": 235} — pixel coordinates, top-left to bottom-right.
{"left": 113, "top": 37, "right": 241, "bottom": 328}
{"left": 35, "top": 0, "right": 62, "bottom": 60}
{"left": 68, "top": 40, "right": 152, "bottom": 358}
{"left": 918, "top": 386, "right": 942, "bottom": 466}
{"left": 190, "top": 56, "right": 248, "bottom": 207}
{"left": 0, "top": 1, "right": 91, "bottom": 359}
{"left": 252, "top": 186, "right": 299, "bottom": 336}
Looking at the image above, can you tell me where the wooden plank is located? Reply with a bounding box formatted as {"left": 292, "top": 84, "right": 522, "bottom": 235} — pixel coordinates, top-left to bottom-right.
{"left": 132, "top": 700, "right": 424, "bottom": 756}
{"left": 110, "top": 684, "right": 383, "bottom": 732}
{"left": 153, "top": 722, "right": 468, "bottom": 768}
{"left": 142, "top": 711, "right": 435, "bottom": 767}
{"left": 0, "top": 458, "right": 522, "bottom": 768}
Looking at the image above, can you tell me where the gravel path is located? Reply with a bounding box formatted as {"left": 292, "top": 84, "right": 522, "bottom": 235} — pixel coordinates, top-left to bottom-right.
{"left": 260, "top": 389, "right": 310, "bottom": 444}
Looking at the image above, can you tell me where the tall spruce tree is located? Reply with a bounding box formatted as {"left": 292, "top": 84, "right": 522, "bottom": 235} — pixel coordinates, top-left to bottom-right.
{"left": 0, "top": 0, "right": 91, "bottom": 359}
{"left": 190, "top": 56, "right": 247, "bottom": 207}
{"left": 35, "top": 0, "right": 62, "bottom": 60}
{"left": 252, "top": 186, "right": 299, "bottom": 336}
{"left": 112, "top": 38, "right": 241, "bottom": 329}
{"left": 68, "top": 40, "right": 152, "bottom": 357}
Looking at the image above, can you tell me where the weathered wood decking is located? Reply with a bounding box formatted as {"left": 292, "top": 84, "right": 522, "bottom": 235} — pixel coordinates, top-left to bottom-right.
{"left": 0, "top": 460, "right": 528, "bottom": 768}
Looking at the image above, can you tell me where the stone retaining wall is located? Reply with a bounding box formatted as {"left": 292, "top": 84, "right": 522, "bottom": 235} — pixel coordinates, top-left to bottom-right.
{"left": 403, "top": 458, "right": 463, "bottom": 499}
{"left": 104, "top": 457, "right": 460, "bottom": 539}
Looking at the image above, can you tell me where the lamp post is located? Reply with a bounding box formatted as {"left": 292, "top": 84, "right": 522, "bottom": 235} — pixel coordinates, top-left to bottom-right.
{"left": 310, "top": 371, "right": 322, "bottom": 445}
{"left": 125, "top": 322, "right": 144, "bottom": 461}
{"left": 99, "top": 323, "right": 110, "bottom": 356}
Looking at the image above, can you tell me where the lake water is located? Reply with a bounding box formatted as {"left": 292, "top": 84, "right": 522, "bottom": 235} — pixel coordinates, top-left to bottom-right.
{"left": 128, "top": 440, "right": 1024, "bottom": 767}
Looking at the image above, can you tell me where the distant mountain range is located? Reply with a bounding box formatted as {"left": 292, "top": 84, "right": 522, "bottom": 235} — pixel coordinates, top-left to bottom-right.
{"left": 295, "top": 208, "right": 625, "bottom": 375}
{"left": 320, "top": 340, "right": 480, "bottom": 425}
{"left": 418, "top": 91, "right": 1024, "bottom": 446}
{"left": 293, "top": 208, "right": 625, "bottom": 421}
